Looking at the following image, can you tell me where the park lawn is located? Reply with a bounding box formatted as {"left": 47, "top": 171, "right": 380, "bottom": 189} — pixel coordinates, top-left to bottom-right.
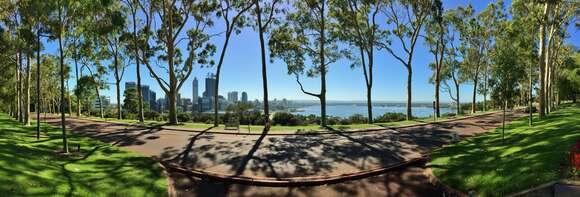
{"left": 0, "top": 114, "right": 167, "bottom": 196}
{"left": 430, "top": 104, "right": 580, "bottom": 197}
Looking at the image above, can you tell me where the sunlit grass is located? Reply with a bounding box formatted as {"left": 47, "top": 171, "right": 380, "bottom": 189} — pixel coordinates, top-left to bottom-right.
{"left": 0, "top": 114, "right": 167, "bottom": 196}
{"left": 430, "top": 104, "right": 580, "bottom": 196}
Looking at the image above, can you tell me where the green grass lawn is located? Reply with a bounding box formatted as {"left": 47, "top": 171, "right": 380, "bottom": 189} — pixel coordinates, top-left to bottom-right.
{"left": 0, "top": 114, "right": 167, "bottom": 196}
{"left": 430, "top": 104, "right": 580, "bottom": 196}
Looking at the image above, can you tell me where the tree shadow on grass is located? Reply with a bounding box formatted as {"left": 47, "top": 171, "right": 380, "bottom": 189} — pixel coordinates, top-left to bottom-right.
{"left": 429, "top": 106, "right": 580, "bottom": 196}
{"left": 0, "top": 115, "right": 167, "bottom": 197}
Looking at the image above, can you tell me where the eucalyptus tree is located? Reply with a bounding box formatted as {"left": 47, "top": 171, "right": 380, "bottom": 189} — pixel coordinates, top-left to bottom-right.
{"left": 423, "top": 0, "right": 445, "bottom": 117}
{"left": 124, "top": 0, "right": 145, "bottom": 122}
{"left": 212, "top": 0, "right": 253, "bottom": 127}
{"left": 448, "top": 5, "right": 486, "bottom": 114}
{"left": 47, "top": 0, "right": 83, "bottom": 153}
{"left": 24, "top": 0, "right": 51, "bottom": 137}
{"left": 252, "top": 0, "right": 284, "bottom": 130}
{"left": 379, "top": 0, "right": 432, "bottom": 120}
{"left": 544, "top": 0, "right": 575, "bottom": 113}
{"left": 138, "top": 0, "right": 217, "bottom": 124}
{"left": 78, "top": 38, "right": 109, "bottom": 118}
{"left": 477, "top": 1, "right": 506, "bottom": 112}
{"left": 331, "top": 0, "right": 384, "bottom": 123}
{"left": 92, "top": 1, "right": 129, "bottom": 119}
{"left": 510, "top": 1, "right": 539, "bottom": 126}
{"left": 270, "top": 0, "right": 345, "bottom": 127}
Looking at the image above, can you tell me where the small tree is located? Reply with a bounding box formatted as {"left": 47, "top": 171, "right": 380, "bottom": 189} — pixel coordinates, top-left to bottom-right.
{"left": 490, "top": 22, "right": 525, "bottom": 142}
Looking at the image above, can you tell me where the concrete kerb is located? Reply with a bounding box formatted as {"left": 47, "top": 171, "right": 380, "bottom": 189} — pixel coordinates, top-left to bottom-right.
{"left": 67, "top": 110, "right": 499, "bottom": 136}
{"left": 158, "top": 157, "right": 427, "bottom": 187}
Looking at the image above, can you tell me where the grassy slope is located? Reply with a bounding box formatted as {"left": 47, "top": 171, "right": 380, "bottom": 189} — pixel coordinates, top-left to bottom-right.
{"left": 0, "top": 114, "right": 167, "bottom": 196}
{"left": 430, "top": 104, "right": 580, "bottom": 196}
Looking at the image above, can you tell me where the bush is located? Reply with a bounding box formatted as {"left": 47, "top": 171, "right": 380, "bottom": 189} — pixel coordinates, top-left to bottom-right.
{"left": 442, "top": 112, "right": 456, "bottom": 117}
{"left": 326, "top": 116, "right": 341, "bottom": 125}
{"left": 348, "top": 114, "right": 368, "bottom": 124}
{"left": 272, "top": 112, "right": 304, "bottom": 126}
{"left": 177, "top": 112, "right": 192, "bottom": 123}
{"left": 144, "top": 111, "right": 161, "bottom": 121}
{"left": 375, "top": 112, "right": 407, "bottom": 122}
{"left": 123, "top": 113, "right": 137, "bottom": 120}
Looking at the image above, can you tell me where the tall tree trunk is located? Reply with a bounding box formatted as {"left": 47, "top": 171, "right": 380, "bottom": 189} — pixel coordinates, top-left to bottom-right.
{"left": 483, "top": 65, "right": 488, "bottom": 112}
{"left": 213, "top": 28, "right": 233, "bottom": 127}
{"left": 538, "top": 2, "right": 549, "bottom": 119}
{"left": 14, "top": 53, "right": 19, "bottom": 120}
{"left": 114, "top": 53, "right": 122, "bottom": 120}
{"left": 17, "top": 52, "right": 22, "bottom": 122}
{"left": 455, "top": 82, "right": 460, "bottom": 115}
{"left": 168, "top": 90, "right": 177, "bottom": 124}
{"left": 471, "top": 78, "right": 478, "bottom": 114}
{"left": 255, "top": 1, "right": 270, "bottom": 130}
{"left": 529, "top": 62, "right": 533, "bottom": 126}
{"left": 58, "top": 3, "right": 69, "bottom": 153}
{"left": 67, "top": 82, "right": 72, "bottom": 116}
{"left": 26, "top": 54, "right": 31, "bottom": 126}
{"left": 37, "top": 32, "right": 41, "bottom": 139}
{"left": 132, "top": 10, "right": 144, "bottom": 123}
{"left": 406, "top": 66, "right": 412, "bottom": 120}
{"left": 74, "top": 48, "right": 81, "bottom": 117}
{"left": 320, "top": 2, "right": 327, "bottom": 127}
{"left": 165, "top": 2, "right": 178, "bottom": 125}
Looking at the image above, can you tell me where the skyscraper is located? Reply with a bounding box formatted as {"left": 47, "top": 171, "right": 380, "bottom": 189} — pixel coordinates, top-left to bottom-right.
{"left": 141, "top": 85, "right": 151, "bottom": 104}
{"left": 203, "top": 73, "right": 216, "bottom": 98}
{"left": 192, "top": 77, "right": 199, "bottom": 100}
{"left": 227, "top": 91, "right": 238, "bottom": 102}
{"left": 241, "top": 92, "right": 248, "bottom": 103}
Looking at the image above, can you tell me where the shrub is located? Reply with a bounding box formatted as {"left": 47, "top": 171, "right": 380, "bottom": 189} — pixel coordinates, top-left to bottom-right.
{"left": 442, "top": 112, "right": 456, "bottom": 117}
{"left": 375, "top": 112, "right": 406, "bottom": 122}
{"left": 144, "top": 111, "right": 161, "bottom": 121}
{"left": 272, "top": 112, "right": 304, "bottom": 126}
{"left": 326, "top": 116, "right": 341, "bottom": 125}
{"left": 177, "top": 112, "right": 192, "bottom": 123}
{"left": 123, "top": 113, "right": 137, "bottom": 120}
{"left": 348, "top": 114, "right": 367, "bottom": 124}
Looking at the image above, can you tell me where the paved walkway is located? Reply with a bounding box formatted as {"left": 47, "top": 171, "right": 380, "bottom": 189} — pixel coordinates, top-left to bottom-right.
{"left": 42, "top": 111, "right": 524, "bottom": 196}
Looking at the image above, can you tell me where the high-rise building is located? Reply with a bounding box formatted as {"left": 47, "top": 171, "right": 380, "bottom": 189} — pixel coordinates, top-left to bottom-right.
{"left": 192, "top": 77, "right": 199, "bottom": 100}
{"left": 241, "top": 92, "right": 248, "bottom": 103}
{"left": 149, "top": 91, "right": 156, "bottom": 111}
{"left": 93, "top": 96, "right": 111, "bottom": 109}
{"left": 203, "top": 73, "right": 216, "bottom": 98}
{"left": 141, "top": 85, "right": 150, "bottom": 104}
{"left": 227, "top": 91, "right": 238, "bottom": 103}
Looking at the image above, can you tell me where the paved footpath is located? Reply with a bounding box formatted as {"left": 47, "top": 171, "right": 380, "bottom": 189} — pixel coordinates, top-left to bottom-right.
{"left": 42, "top": 111, "right": 524, "bottom": 197}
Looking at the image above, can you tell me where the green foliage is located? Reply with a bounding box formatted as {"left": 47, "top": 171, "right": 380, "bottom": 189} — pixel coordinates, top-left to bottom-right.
{"left": 272, "top": 112, "right": 304, "bottom": 126}
{"left": 123, "top": 87, "right": 139, "bottom": 114}
{"left": 374, "top": 112, "right": 407, "bottom": 122}
{"left": 177, "top": 112, "right": 192, "bottom": 123}
{"left": 0, "top": 114, "right": 167, "bottom": 196}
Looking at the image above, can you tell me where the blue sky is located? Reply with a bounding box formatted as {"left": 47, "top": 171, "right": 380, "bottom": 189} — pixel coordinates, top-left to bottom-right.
{"left": 49, "top": 0, "right": 578, "bottom": 104}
